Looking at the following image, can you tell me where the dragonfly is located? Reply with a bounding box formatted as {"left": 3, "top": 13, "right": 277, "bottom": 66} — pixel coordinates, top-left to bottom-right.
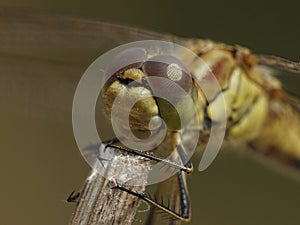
{"left": 1, "top": 10, "right": 299, "bottom": 225}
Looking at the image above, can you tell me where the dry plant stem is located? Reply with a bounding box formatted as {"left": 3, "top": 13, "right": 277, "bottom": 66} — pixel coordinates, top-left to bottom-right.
{"left": 69, "top": 155, "right": 150, "bottom": 225}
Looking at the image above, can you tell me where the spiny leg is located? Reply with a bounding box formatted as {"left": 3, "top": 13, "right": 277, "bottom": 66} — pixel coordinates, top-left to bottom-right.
{"left": 103, "top": 140, "right": 193, "bottom": 174}
{"left": 176, "top": 144, "right": 193, "bottom": 173}
{"left": 114, "top": 170, "right": 191, "bottom": 223}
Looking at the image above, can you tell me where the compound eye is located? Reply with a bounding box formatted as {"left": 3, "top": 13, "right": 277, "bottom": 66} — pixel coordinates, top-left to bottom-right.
{"left": 142, "top": 55, "right": 192, "bottom": 93}
{"left": 106, "top": 47, "right": 147, "bottom": 76}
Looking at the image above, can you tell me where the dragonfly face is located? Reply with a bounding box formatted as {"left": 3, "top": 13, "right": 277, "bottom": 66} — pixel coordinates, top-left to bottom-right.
{"left": 101, "top": 48, "right": 198, "bottom": 140}
{"left": 102, "top": 66, "right": 161, "bottom": 139}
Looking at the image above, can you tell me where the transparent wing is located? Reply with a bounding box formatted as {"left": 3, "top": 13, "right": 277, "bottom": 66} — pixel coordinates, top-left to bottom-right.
{"left": 256, "top": 54, "right": 300, "bottom": 75}
{"left": 0, "top": 9, "right": 177, "bottom": 65}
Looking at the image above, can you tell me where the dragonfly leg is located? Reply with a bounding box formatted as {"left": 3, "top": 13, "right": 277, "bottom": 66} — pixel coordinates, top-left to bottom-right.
{"left": 114, "top": 170, "right": 191, "bottom": 223}
{"left": 105, "top": 141, "right": 193, "bottom": 174}
{"left": 66, "top": 191, "right": 80, "bottom": 203}
{"left": 176, "top": 144, "right": 193, "bottom": 173}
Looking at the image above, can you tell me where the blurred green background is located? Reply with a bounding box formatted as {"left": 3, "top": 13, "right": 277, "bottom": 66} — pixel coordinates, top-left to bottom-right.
{"left": 0, "top": 1, "right": 299, "bottom": 225}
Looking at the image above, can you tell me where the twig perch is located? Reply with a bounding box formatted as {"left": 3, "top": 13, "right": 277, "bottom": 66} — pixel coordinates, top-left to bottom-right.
{"left": 69, "top": 155, "right": 151, "bottom": 225}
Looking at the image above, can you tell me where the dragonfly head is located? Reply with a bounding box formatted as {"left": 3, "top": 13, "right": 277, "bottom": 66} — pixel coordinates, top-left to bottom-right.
{"left": 101, "top": 52, "right": 197, "bottom": 139}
